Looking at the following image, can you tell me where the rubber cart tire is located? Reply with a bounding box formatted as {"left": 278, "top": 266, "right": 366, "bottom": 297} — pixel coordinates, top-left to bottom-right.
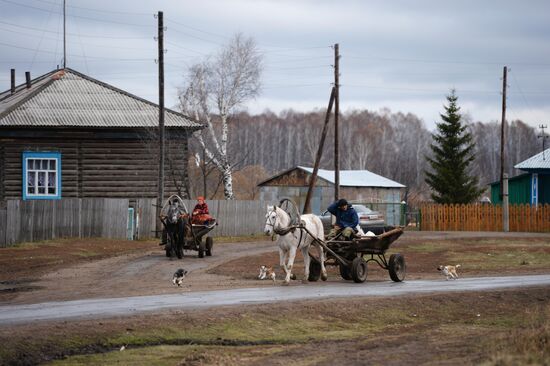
{"left": 389, "top": 253, "right": 406, "bottom": 282}
{"left": 351, "top": 257, "right": 368, "bottom": 283}
{"left": 308, "top": 257, "right": 321, "bottom": 282}
{"left": 198, "top": 241, "right": 206, "bottom": 258}
{"left": 339, "top": 263, "right": 352, "bottom": 280}
{"left": 206, "top": 237, "right": 213, "bottom": 256}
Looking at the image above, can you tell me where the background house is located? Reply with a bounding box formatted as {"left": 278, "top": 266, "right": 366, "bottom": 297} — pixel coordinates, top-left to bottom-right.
{"left": 258, "top": 166, "right": 406, "bottom": 224}
{"left": 0, "top": 68, "right": 202, "bottom": 202}
{"left": 490, "top": 148, "right": 550, "bottom": 205}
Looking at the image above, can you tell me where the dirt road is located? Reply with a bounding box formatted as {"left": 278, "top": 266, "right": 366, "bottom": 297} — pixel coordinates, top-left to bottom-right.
{"left": 1, "top": 274, "right": 550, "bottom": 325}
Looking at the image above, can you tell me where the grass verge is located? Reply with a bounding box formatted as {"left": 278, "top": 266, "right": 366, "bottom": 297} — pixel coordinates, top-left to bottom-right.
{"left": 0, "top": 287, "right": 548, "bottom": 365}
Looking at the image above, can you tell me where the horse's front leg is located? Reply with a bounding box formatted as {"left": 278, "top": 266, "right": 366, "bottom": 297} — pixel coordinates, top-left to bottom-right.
{"left": 317, "top": 244, "right": 328, "bottom": 281}
{"left": 284, "top": 246, "right": 297, "bottom": 284}
{"left": 279, "top": 248, "right": 289, "bottom": 285}
{"left": 302, "top": 246, "right": 310, "bottom": 283}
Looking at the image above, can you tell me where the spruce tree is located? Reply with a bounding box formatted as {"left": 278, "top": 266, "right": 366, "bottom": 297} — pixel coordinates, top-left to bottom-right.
{"left": 425, "top": 90, "right": 483, "bottom": 203}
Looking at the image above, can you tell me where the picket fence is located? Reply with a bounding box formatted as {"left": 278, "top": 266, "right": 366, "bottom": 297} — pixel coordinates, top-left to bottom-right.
{"left": 420, "top": 203, "right": 550, "bottom": 232}
{"left": 0, "top": 198, "right": 272, "bottom": 248}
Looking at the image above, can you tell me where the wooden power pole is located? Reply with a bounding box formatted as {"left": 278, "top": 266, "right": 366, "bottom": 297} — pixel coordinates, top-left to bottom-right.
{"left": 156, "top": 10, "right": 165, "bottom": 236}
{"left": 499, "top": 66, "right": 507, "bottom": 198}
{"left": 539, "top": 124, "right": 548, "bottom": 160}
{"left": 303, "top": 87, "right": 336, "bottom": 214}
{"left": 500, "top": 66, "right": 509, "bottom": 232}
{"left": 334, "top": 43, "right": 340, "bottom": 201}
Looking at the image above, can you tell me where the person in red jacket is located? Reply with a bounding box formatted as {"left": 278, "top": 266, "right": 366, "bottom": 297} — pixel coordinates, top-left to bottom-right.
{"left": 192, "top": 196, "right": 213, "bottom": 225}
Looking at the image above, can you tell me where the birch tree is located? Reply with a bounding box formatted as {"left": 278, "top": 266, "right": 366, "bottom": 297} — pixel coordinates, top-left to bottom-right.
{"left": 179, "top": 34, "right": 263, "bottom": 199}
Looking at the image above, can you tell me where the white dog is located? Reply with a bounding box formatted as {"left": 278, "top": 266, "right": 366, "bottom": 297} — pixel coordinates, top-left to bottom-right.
{"left": 172, "top": 268, "right": 188, "bottom": 286}
{"left": 258, "top": 265, "right": 276, "bottom": 283}
{"left": 437, "top": 264, "right": 460, "bottom": 280}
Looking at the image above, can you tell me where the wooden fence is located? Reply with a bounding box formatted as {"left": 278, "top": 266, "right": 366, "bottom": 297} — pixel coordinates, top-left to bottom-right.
{"left": 0, "top": 198, "right": 129, "bottom": 247}
{"left": 0, "top": 198, "right": 273, "bottom": 247}
{"left": 133, "top": 198, "right": 272, "bottom": 240}
{"left": 420, "top": 203, "right": 550, "bottom": 232}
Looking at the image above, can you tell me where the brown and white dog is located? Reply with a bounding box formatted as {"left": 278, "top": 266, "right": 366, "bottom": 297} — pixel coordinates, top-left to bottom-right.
{"left": 258, "top": 265, "right": 276, "bottom": 283}
{"left": 437, "top": 264, "right": 461, "bottom": 280}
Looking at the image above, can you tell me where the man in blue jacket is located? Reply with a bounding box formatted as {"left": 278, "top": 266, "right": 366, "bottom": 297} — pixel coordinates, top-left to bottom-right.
{"left": 327, "top": 198, "right": 359, "bottom": 240}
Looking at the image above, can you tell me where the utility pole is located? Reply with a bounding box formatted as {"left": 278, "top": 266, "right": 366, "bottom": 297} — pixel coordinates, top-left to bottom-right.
{"left": 303, "top": 87, "right": 336, "bottom": 214}
{"left": 334, "top": 43, "right": 340, "bottom": 201}
{"left": 499, "top": 66, "right": 507, "bottom": 199}
{"left": 500, "top": 66, "right": 509, "bottom": 232}
{"left": 63, "top": 0, "right": 66, "bottom": 68}
{"left": 156, "top": 10, "right": 165, "bottom": 237}
{"left": 538, "top": 124, "right": 549, "bottom": 160}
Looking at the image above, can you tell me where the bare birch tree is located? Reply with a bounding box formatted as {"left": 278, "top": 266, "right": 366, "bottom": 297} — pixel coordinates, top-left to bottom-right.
{"left": 179, "top": 34, "right": 263, "bottom": 199}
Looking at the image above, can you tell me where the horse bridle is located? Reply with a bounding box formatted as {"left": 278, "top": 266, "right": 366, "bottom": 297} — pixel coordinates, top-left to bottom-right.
{"left": 266, "top": 206, "right": 305, "bottom": 247}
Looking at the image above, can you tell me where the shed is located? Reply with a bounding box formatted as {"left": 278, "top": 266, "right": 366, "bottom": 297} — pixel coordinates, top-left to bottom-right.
{"left": 258, "top": 166, "right": 406, "bottom": 224}
{"left": 0, "top": 68, "right": 203, "bottom": 201}
{"left": 490, "top": 148, "right": 550, "bottom": 205}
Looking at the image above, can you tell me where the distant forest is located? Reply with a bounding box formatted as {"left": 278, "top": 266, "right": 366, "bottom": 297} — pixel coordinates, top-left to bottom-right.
{"left": 187, "top": 108, "right": 540, "bottom": 202}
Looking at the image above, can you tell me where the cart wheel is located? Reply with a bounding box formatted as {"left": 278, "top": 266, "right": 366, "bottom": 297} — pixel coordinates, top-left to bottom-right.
{"left": 308, "top": 257, "right": 321, "bottom": 282}
{"left": 351, "top": 257, "right": 368, "bottom": 283}
{"left": 205, "top": 237, "right": 213, "bottom": 256}
{"left": 389, "top": 253, "right": 406, "bottom": 282}
{"left": 198, "top": 241, "right": 206, "bottom": 258}
{"left": 339, "top": 263, "right": 352, "bottom": 281}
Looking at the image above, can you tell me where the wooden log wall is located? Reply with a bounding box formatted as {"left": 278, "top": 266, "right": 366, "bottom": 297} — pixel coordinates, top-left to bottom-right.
{"left": 420, "top": 203, "right": 550, "bottom": 232}
{"left": 0, "top": 131, "right": 189, "bottom": 200}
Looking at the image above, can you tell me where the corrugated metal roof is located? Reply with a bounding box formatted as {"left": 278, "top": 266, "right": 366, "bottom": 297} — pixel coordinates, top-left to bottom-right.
{"left": 0, "top": 68, "right": 202, "bottom": 130}
{"left": 299, "top": 166, "right": 406, "bottom": 188}
{"left": 514, "top": 148, "right": 550, "bottom": 170}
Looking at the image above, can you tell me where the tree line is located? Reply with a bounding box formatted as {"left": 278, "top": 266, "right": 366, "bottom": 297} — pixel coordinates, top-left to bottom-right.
{"left": 193, "top": 108, "right": 535, "bottom": 202}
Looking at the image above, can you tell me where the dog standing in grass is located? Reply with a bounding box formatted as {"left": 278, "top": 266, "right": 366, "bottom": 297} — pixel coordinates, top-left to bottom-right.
{"left": 437, "top": 264, "right": 460, "bottom": 280}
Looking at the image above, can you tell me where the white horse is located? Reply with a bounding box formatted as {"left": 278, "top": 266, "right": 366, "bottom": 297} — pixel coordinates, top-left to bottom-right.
{"left": 264, "top": 205, "right": 327, "bottom": 284}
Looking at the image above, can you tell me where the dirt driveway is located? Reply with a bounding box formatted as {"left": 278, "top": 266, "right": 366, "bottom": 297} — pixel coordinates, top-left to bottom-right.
{"left": 1, "top": 231, "right": 550, "bottom": 306}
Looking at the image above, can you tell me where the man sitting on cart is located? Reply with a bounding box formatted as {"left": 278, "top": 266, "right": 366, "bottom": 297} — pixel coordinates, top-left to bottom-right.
{"left": 327, "top": 198, "right": 359, "bottom": 241}
{"left": 191, "top": 196, "right": 213, "bottom": 225}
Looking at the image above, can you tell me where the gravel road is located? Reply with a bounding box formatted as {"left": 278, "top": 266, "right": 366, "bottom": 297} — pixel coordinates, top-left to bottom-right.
{"left": 1, "top": 274, "right": 549, "bottom": 326}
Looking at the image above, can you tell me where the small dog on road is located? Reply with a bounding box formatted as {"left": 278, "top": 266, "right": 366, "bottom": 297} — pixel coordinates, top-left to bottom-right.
{"left": 437, "top": 264, "right": 460, "bottom": 280}
{"left": 258, "top": 265, "right": 276, "bottom": 283}
{"left": 172, "top": 268, "right": 188, "bottom": 286}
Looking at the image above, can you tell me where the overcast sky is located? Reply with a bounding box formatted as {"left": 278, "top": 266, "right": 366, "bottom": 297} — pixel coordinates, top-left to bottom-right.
{"left": 1, "top": 0, "right": 549, "bottom": 130}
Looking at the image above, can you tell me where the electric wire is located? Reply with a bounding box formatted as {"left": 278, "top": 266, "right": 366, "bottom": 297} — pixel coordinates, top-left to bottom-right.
{"left": 0, "top": 0, "right": 151, "bottom": 27}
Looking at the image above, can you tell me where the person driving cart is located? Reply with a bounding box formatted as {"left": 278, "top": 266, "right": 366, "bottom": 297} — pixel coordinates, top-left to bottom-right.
{"left": 327, "top": 198, "right": 359, "bottom": 240}
{"left": 191, "top": 196, "right": 213, "bottom": 225}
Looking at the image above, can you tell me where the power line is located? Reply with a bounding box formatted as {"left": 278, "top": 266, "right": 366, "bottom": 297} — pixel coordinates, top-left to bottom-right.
{"left": 0, "top": 20, "right": 150, "bottom": 39}
{"left": 31, "top": 0, "right": 151, "bottom": 16}
{"left": 165, "top": 18, "right": 230, "bottom": 41}
{"left": 29, "top": 0, "right": 58, "bottom": 70}
{"left": 0, "top": 0, "right": 152, "bottom": 28}
{"left": 347, "top": 54, "right": 550, "bottom": 67}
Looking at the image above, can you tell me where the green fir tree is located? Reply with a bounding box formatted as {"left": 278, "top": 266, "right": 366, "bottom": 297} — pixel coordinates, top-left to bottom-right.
{"left": 425, "top": 90, "right": 483, "bottom": 203}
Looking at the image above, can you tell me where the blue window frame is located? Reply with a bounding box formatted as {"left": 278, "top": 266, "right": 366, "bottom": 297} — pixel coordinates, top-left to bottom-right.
{"left": 22, "top": 152, "right": 62, "bottom": 200}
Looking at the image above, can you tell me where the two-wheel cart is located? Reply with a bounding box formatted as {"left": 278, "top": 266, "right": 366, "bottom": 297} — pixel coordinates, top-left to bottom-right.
{"left": 159, "top": 195, "right": 216, "bottom": 259}
{"left": 275, "top": 198, "right": 406, "bottom": 283}
{"left": 309, "top": 226, "right": 406, "bottom": 283}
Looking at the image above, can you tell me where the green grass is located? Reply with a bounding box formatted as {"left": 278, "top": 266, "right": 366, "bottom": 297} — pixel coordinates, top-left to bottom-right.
{"left": 449, "top": 250, "right": 550, "bottom": 270}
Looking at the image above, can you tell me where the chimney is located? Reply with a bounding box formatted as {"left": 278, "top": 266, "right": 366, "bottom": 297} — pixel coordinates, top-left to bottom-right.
{"left": 25, "top": 71, "right": 31, "bottom": 89}
{"left": 10, "top": 68, "right": 15, "bottom": 94}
